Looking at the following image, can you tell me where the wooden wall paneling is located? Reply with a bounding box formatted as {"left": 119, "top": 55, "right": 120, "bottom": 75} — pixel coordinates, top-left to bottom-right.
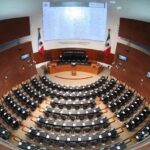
{"left": 50, "top": 49, "right": 62, "bottom": 60}
{"left": 33, "top": 53, "right": 43, "bottom": 64}
{"left": 0, "top": 41, "right": 37, "bottom": 97}
{"left": 33, "top": 48, "right": 115, "bottom": 65}
{"left": 111, "top": 43, "right": 150, "bottom": 103}
{"left": 85, "top": 49, "right": 99, "bottom": 61}
{"left": 119, "top": 18, "right": 150, "bottom": 47}
{"left": 103, "top": 53, "right": 114, "bottom": 64}
{"left": 0, "top": 17, "right": 30, "bottom": 44}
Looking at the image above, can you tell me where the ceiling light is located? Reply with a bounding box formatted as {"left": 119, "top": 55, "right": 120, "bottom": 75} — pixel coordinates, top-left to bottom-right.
{"left": 116, "top": 6, "right": 122, "bottom": 10}
{"left": 110, "top": 1, "right": 116, "bottom": 4}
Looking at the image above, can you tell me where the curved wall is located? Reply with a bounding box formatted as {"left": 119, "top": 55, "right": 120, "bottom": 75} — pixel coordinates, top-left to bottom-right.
{"left": 111, "top": 43, "right": 150, "bottom": 103}
{"left": 0, "top": 17, "right": 30, "bottom": 44}
{"left": 0, "top": 41, "right": 37, "bottom": 97}
{"left": 33, "top": 48, "right": 115, "bottom": 65}
{"left": 17, "top": 0, "right": 120, "bottom": 54}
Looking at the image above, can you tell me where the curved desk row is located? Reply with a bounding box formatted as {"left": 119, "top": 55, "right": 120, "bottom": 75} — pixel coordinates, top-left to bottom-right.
{"left": 37, "top": 116, "right": 109, "bottom": 128}
{"left": 52, "top": 97, "right": 94, "bottom": 105}
{"left": 28, "top": 127, "right": 118, "bottom": 144}
{"left": 44, "top": 105, "right": 100, "bottom": 116}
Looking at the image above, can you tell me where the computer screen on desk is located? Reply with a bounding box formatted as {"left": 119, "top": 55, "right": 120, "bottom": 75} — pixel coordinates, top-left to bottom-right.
{"left": 147, "top": 72, "right": 150, "bottom": 79}
{"left": 21, "top": 53, "right": 30, "bottom": 61}
{"left": 118, "top": 54, "right": 128, "bottom": 61}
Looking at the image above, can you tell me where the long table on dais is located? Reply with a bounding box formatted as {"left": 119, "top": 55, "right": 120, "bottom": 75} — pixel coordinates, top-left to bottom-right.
{"left": 47, "top": 62, "right": 102, "bottom": 75}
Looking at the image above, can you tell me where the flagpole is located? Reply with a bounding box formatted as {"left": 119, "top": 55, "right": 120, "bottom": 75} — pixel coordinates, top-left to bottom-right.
{"left": 38, "top": 28, "right": 40, "bottom": 52}
{"left": 103, "top": 28, "right": 111, "bottom": 57}
{"left": 38, "top": 27, "right": 45, "bottom": 62}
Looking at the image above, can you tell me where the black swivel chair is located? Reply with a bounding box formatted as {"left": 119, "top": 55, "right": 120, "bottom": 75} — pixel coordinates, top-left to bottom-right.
{"left": 74, "top": 127, "right": 82, "bottom": 133}
{"left": 64, "top": 126, "right": 72, "bottom": 133}
{"left": 83, "top": 126, "right": 91, "bottom": 132}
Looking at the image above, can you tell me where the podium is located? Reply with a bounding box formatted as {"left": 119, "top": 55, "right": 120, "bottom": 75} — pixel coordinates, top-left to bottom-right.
{"left": 47, "top": 62, "right": 102, "bottom": 75}
{"left": 71, "top": 70, "right": 77, "bottom": 76}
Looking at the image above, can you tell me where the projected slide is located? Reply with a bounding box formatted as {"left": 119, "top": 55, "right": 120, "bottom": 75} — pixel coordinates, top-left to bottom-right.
{"left": 43, "top": 2, "right": 107, "bottom": 41}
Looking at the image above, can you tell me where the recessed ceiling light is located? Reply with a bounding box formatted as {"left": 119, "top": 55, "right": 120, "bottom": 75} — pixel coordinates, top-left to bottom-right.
{"left": 116, "top": 6, "right": 122, "bottom": 10}
{"left": 110, "top": 1, "right": 116, "bottom": 4}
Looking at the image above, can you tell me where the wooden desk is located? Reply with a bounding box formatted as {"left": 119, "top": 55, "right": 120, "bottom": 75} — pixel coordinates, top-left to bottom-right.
{"left": 47, "top": 63, "right": 102, "bottom": 74}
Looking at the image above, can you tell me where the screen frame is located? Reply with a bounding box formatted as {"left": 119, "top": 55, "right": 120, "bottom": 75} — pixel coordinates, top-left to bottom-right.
{"left": 42, "top": 2, "right": 107, "bottom": 41}
{"left": 147, "top": 72, "right": 150, "bottom": 79}
{"left": 21, "top": 53, "right": 30, "bottom": 61}
{"left": 118, "top": 54, "right": 128, "bottom": 61}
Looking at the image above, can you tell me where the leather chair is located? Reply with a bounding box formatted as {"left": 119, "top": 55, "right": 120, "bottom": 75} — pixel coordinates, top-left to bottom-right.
{"left": 61, "top": 115, "right": 67, "bottom": 120}
{"left": 90, "top": 139, "right": 98, "bottom": 147}
{"left": 27, "top": 128, "right": 38, "bottom": 139}
{"left": 0, "top": 126, "right": 10, "bottom": 140}
{"left": 108, "top": 128, "right": 118, "bottom": 140}
{"left": 87, "top": 114, "right": 94, "bottom": 119}
{"left": 45, "top": 137, "right": 53, "bottom": 146}
{"left": 94, "top": 125, "right": 100, "bottom": 131}
{"left": 52, "top": 114, "right": 58, "bottom": 119}
{"left": 79, "top": 141, "right": 88, "bottom": 148}
{"left": 79, "top": 115, "right": 85, "bottom": 120}
{"left": 68, "top": 141, "right": 77, "bottom": 148}
{"left": 58, "top": 104, "right": 64, "bottom": 109}
{"left": 54, "top": 126, "right": 61, "bottom": 132}
{"left": 74, "top": 127, "right": 81, "bottom": 133}
{"left": 57, "top": 140, "right": 66, "bottom": 148}
{"left": 64, "top": 126, "right": 72, "bottom": 133}
{"left": 70, "top": 115, "right": 76, "bottom": 121}
{"left": 66, "top": 104, "right": 71, "bottom": 110}
{"left": 83, "top": 126, "right": 91, "bottom": 132}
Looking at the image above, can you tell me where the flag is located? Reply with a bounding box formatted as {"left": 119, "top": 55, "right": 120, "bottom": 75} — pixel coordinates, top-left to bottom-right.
{"left": 38, "top": 28, "right": 45, "bottom": 59}
{"left": 103, "top": 29, "right": 111, "bottom": 57}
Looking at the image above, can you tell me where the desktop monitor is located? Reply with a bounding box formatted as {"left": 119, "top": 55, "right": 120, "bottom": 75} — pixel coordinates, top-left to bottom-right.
{"left": 21, "top": 53, "right": 30, "bottom": 60}
{"left": 118, "top": 54, "right": 128, "bottom": 61}
{"left": 147, "top": 72, "right": 150, "bottom": 79}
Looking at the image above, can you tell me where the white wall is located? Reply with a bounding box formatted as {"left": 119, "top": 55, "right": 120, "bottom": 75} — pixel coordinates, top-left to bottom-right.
{"left": 21, "top": 2, "right": 119, "bottom": 54}
{"left": 20, "top": 1, "right": 150, "bottom": 55}
{"left": 0, "top": 0, "right": 150, "bottom": 55}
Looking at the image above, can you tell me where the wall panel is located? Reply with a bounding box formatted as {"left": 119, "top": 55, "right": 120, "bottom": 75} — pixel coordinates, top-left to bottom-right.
{"left": 0, "top": 17, "right": 30, "bottom": 44}
{"left": 119, "top": 18, "right": 150, "bottom": 47}
{"left": 33, "top": 48, "right": 114, "bottom": 65}
{"left": 0, "top": 42, "right": 37, "bottom": 96}
{"left": 111, "top": 43, "right": 150, "bottom": 103}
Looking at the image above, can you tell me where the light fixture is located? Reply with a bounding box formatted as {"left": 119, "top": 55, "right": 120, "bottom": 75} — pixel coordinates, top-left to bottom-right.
{"left": 4, "top": 76, "right": 8, "bottom": 80}
{"left": 116, "top": 6, "right": 122, "bottom": 10}
{"left": 110, "top": 1, "right": 116, "bottom": 4}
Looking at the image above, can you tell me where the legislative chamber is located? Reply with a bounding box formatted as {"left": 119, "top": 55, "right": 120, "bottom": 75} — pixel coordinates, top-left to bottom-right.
{"left": 0, "top": 1, "right": 150, "bottom": 150}
{"left": 47, "top": 50, "right": 101, "bottom": 75}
